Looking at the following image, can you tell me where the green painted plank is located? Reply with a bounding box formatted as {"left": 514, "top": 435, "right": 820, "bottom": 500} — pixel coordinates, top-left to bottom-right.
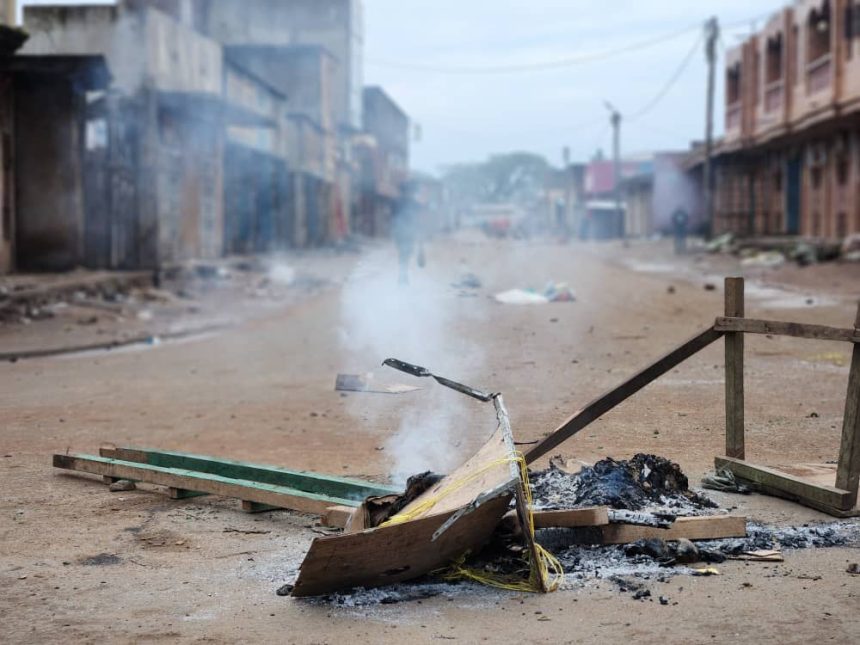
{"left": 103, "top": 447, "right": 398, "bottom": 502}
{"left": 54, "top": 454, "right": 362, "bottom": 515}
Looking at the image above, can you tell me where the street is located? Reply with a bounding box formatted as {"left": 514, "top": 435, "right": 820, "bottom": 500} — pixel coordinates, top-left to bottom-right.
{"left": 1, "top": 235, "right": 858, "bottom": 643}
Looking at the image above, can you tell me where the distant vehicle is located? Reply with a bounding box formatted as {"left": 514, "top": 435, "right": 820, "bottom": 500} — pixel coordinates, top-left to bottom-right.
{"left": 465, "top": 203, "right": 527, "bottom": 238}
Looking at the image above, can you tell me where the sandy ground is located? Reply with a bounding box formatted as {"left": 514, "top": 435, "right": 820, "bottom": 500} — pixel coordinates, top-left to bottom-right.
{"left": 1, "top": 234, "right": 859, "bottom": 644}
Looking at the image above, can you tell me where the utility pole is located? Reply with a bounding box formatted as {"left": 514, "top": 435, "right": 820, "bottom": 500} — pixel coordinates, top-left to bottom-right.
{"left": 703, "top": 16, "right": 719, "bottom": 238}
{"left": 605, "top": 102, "right": 623, "bottom": 237}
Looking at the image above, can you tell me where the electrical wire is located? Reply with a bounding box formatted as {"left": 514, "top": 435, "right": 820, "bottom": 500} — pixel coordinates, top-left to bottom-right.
{"left": 366, "top": 22, "right": 700, "bottom": 74}
{"left": 366, "top": 11, "right": 774, "bottom": 76}
{"left": 626, "top": 33, "right": 703, "bottom": 121}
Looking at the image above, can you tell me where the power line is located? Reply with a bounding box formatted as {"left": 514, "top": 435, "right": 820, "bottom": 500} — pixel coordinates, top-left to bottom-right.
{"left": 366, "top": 23, "right": 699, "bottom": 74}
{"left": 366, "top": 11, "right": 773, "bottom": 76}
{"left": 627, "top": 32, "right": 703, "bottom": 120}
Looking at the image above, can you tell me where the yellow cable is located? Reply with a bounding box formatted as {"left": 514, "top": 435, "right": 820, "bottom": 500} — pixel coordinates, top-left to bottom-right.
{"left": 381, "top": 449, "right": 564, "bottom": 593}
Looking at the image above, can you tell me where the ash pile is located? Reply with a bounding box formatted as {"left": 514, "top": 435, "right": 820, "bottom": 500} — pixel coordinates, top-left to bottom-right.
{"left": 530, "top": 453, "right": 717, "bottom": 515}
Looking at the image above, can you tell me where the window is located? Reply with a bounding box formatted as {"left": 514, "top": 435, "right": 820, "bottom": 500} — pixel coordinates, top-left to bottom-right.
{"left": 791, "top": 25, "right": 800, "bottom": 85}
{"left": 766, "top": 34, "right": 784, "bottom": 83}
{"left": 837, "top": 212, "right": 848, "bottom": 238}
{"left": 774, "top": 169, "right": 783, "bottom": 192}
{"left": 846, "top": 1, "right": 860, "bottom": 59}
{"left": 808, "top": 1, "right": 832, "bottom": 64}
{"left": 811, "top": 166, "right": 823, "bottom": 189}
{"left": 1, "top": 133, "right": 10, "bottom": 242}
{"left": 727, "top": 64, "right": 742, "bottom": 104}
{"left": 837, "top": 157, "right": 849, "bottom": 185}
{"left": 753, "top": 51, "right": 761, "bottom": 104}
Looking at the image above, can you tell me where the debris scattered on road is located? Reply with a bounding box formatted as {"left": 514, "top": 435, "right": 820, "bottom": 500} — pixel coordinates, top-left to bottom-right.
{"left": 334, "top": 373, "right": 421, "bottom": 395}
{"left": 451, "top": 273, "right": 482, "bottom": 290}
{"left": 494, "top": 288, "right": 550, "bottom": 305}
{"left": 700, "top": 469, "right": 751, "bottom": 494}
{"left": 108, "top": 479, "right": 136, "bottom": 492}
{"left": 494, "top": 282, "right": 576, "bottom": 305}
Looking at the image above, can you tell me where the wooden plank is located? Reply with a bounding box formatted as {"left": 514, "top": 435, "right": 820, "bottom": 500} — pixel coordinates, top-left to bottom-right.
{"left": 323, "top": 505, "right": 356, "bottom": 529}
{"left": 292, "top": 495, "right": 511, "bottom": 597}
{"left": 53, "top": 454, "right": 360, "bottom": 516}
{"left": 724, "top": 277, "right": 745, "bottom": 459}
{"left": 714, "top": 317, "right": 860, "bottom": 343}
{"left": 531, "top": 507, "right": 609, "bottom": 529}
{"left": 544, "top": 515, "right": 747, "bottom": 546}
{"left": 99, "top": 446, "right": 398, "bottom": 502}
{"left": 167, "top": 487, "right": 208, "bottom": 500}
{"left": 525, "top": 327, "right": 724, "bottom": 463}
{"left": 716, "top": 456, "right": 854, "bottom": 511}
{"left": 835, "top": 303, "right": 860, "bottom": 507}
{"left": 241, "top": 501, "right": 280, "bottom": 513}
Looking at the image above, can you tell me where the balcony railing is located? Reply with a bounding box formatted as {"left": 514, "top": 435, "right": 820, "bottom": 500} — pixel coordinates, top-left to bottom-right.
{"left": 807, "top": 54, "right": 832, "bottom": 95}
{"left": 726, "top": 103, "right": 742, "bottom": 130}
{"left": 764, "top": 81, "right": 783, "bottom": 113}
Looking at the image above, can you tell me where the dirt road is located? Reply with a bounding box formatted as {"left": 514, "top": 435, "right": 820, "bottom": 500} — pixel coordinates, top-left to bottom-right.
{"left": 1, "top": 236, "right": 858, "bottom": 643}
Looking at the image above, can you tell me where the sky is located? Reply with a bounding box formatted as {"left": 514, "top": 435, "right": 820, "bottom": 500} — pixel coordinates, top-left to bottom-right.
{"left": 22, "top": 0, "right": 789, "bottom": 172}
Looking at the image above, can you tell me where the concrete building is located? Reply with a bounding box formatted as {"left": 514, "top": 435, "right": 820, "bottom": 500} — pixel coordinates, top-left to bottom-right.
{"left": 22, "top": 2, "right": 230, "bottom": 268}
{"left": 227, "top": 44, "right": 340, "bottom": 247}
{"left": 222, "top": 58, "right": 290, "bottom": 254}
{"left": 0, "top": 55, "right": 110, "bottom": 273}
{"left": 354, "top": 86, "right": 409, "bottom": 237}
{"left": 191, "top": 0, "right": 363, "bottom": 132}
{"left": 543, "top": 163, "right": 586, "bottom": 237}
{"left": 713, "top": 0, "right": 860, "bottom": 240}
{"left": 191, "top": 0, "right": 364, "bottom": 244}
{"left": 1, "top": 0, "right": 15, "bottom": 25}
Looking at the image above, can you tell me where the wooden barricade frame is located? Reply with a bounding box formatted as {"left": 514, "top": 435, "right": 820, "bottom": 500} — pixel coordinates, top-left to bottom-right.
{"left": 526, "top": 276, "right": 860, "bottom": 517}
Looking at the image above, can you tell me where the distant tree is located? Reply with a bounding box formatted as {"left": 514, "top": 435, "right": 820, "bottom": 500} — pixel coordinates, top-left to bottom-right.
{"left": 441, "top": 151, "right": 551, "bottom": 210}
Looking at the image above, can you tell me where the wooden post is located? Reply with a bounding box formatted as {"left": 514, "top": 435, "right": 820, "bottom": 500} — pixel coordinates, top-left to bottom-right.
{"left": 835, "top": 303, "right": 860, "bottom": 507}
{"left": 725, "top": 277, "right": 745, "bottom": 459}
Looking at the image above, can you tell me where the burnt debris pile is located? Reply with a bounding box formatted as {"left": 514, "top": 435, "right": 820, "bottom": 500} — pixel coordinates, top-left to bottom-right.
{"left": 530, "top": 453, "right": 717, "bottom": 513}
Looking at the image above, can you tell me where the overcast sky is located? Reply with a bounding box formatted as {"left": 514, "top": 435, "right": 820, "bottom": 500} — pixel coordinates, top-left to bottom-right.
{"left": 24, "top": 0, "right": 788, "bottom": 172}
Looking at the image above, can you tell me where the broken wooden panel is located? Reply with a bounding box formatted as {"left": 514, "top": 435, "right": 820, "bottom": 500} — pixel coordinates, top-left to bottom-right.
{"left": 291, "top": 495, "right": 512, "bottom": 597}
{"left": 292, "top": 406, "right": 529, "bottom": 597}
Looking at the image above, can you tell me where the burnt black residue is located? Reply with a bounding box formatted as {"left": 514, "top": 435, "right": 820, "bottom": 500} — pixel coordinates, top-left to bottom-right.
{"left": 366, "top": 471, "right": 444, "bottom": 527}
{"left": 530, "top": 454, "right": 717, "bottom": 511}
{"left": 699, "top": 522, "right": 858, "bottom": 554}
{"left": 80, "top": 553, "right": 122, "bottom": 566}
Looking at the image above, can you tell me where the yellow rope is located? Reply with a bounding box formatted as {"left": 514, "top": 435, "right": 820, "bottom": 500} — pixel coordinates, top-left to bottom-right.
{"left": 381, "top": 451, "right": 564, "bottom": 593}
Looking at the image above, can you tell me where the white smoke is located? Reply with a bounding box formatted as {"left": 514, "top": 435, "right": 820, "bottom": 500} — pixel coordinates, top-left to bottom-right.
{"left": 338, "top": 246, "right": 485, "bottom": 486}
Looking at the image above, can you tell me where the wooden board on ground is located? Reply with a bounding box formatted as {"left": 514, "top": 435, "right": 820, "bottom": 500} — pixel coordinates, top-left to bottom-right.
{"left": 292, "top": 412, "right": 528, "bottom": 597}
{"left": 292, "top": 496, "right": 512, "bottom": 597}
{"left": 540, "top": 515, "right": 747, "bottom": 546}
{"left": 715, "top": 456, "right": 856, "bottom": 515}
{"left": 98, "top": 446, "right": 398, "bottom": 502}
{"left": 532, "top": 507, "right": 609, "bottom": 529}
{"left": 323, "top": 505, "right": 355, "bottom": 529}
{"left": 53, "top": 454, "right": 361, "bottom": 516}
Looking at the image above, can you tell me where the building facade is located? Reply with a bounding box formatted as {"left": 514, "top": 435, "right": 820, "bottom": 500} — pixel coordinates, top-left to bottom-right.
{"left": 354, "top": 86, "right": 409, "bottom": 237}
{"left": 714, "top": 0, "right": 860, "bottom": 240}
